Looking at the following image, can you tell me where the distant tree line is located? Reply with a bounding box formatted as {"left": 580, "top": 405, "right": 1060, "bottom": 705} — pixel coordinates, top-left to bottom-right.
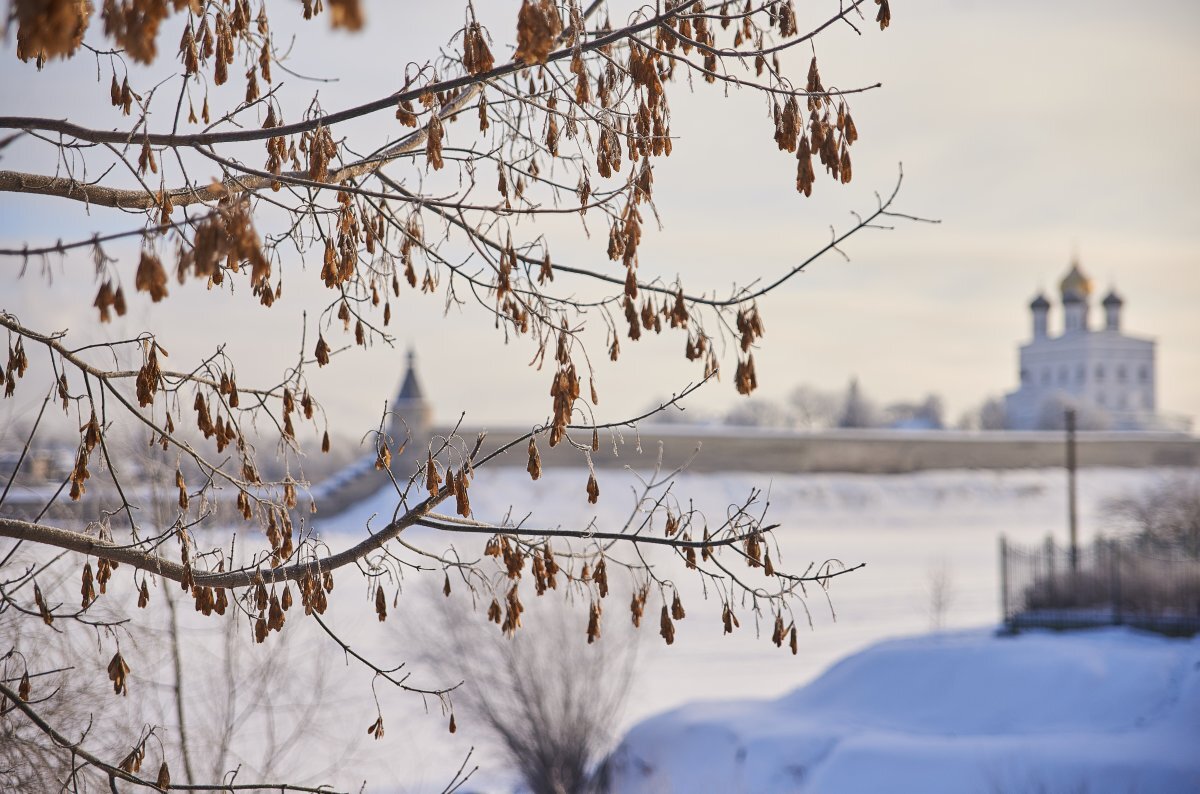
{"left": 649, "top": 379, "right": 1052, "bottom": 432}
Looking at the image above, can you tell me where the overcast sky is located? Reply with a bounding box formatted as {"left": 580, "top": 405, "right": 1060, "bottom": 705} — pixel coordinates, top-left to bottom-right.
{"left": 1, "top": 0, "right": 1197, "bottom": 439}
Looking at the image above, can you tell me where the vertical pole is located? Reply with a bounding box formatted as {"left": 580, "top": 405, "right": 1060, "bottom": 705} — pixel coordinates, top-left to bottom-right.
{"left": 999, "top": 535, "right": 1010, "bottom": 632}
{"left": 1111, "top": 539, "right": 1122, "bottom": 626}
{"left": 1066, "top": 407, "right": 1079, "bottom": 573}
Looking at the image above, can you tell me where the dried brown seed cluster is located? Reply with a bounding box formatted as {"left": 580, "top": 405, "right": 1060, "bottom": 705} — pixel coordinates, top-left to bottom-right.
{"left": 14, "top": 0, "right": 90, "bottom": 65}
{"left": 722, "top": 602, "right": 740, "bottom": 635}
{"left": 1, "top": 340, "right": 29, "bottom": 398}
{"left": 586, "top": 600, "right": 602, "bottom": 643}
{"left": 375, "top": 584, "right": 387, "bottom": 621}
{"left": 659, "top": 604, "right": 675, "bottom": 645}
{"left": 735, "top": 354, "right": 757, "bottom": 396}
{"left": 514, "top": 0, "right": 561, "bottom": 65}
{"left": 425, "top": 112, "right": 445, "bottom": 171}
{"left": 526, "top": 437, "right": 542, "bottom": 480}
{"left": 462, "top": 20, "right": 494, "bottom": 75}
{"left": 177, "top": 200, "right": 270, "bottom": 294}
{"left": 69, "top": 409, "right": 103, "bottom": 500}
{"left": 108, "top": 72, "right": 135, "bottom": 114}
{"left": 327, "top": 0, "right": 364, "bottom": 30}
{"left": 118, "top": 741, "right": 144, "bottom": 775}
{"left": 876, "top": 0, "right": 892, "bottom": 30}
{"left": 33, "top": 581, "right": 53, "bottom": 625}
{"left": 548, "top": 362, "right": 580, "bottom": 447}
{"left": 92, "top": 280, "right": 128, "bottom": 323}
{"left": 80, "top": 561, "right": 95, "bottom": 607}
{"left": 107, "top": 651, "right": 130, "bottom": 696}
{"left": 502, "top": 583, "right": 524, "bottom": 635}
{"left": 744, "top": 531, "right": 763, "bottom": 568}
{"left": 134, "top": 250, "right": 168, "bottom": 302}
{"left": 304, "top": 126, "right": 338, "bottom": 183}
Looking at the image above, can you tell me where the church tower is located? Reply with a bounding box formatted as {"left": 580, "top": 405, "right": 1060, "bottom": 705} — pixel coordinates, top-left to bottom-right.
{"left": 388, "top": 349, "right": 433, "bottom": 454}
{"left": 1059, "top": 259, "right": 1093, "bottom": 333}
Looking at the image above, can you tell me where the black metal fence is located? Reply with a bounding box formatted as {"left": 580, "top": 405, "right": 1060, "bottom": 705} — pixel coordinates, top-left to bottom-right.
{"left": 1000, "top": 536, "right": 1200, "bottom": 636}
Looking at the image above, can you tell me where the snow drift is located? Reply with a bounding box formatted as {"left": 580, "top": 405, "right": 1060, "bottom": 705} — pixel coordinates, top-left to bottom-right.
{"left": 606, "top": 628, "right": 1200, "bottom": 794}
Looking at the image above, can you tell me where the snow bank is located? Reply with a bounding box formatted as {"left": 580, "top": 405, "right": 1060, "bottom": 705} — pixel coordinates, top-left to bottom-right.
{"left": 606, "top": 628, "right": 1200, "bottom": 794}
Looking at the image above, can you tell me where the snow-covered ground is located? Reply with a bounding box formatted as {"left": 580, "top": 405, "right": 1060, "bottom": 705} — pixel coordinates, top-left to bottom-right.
{"left": 305, "top": 465, "right": 1193, "bottom": 790}
{"left": 18, "top": 465, "right": 1190, "bottom": 792}
{"left": 605, "top": 627, "right": 1200, "bottom": 794}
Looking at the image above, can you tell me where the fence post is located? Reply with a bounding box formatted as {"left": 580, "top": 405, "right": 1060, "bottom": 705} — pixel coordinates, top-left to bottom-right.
{"left": 1066, "top": 407, "right": 1079, "bottom": 573}
{"left": 1045, "top": 535, "right": 1056, "bottom": 615}
{"left": 1111, "top": 539, "right": 1123, "bottom": 626}
{"left": 999, "top": 535, "right": 1010, "bottom": 633}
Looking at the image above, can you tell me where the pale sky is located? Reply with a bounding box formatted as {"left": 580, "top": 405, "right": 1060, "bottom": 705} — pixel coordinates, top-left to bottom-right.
{"left": 1, "top": 0, "right": 1197, "bottom": 440}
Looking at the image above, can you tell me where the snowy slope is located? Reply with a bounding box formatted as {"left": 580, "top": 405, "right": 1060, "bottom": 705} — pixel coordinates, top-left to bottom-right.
{"left": 605, "top": 628, "right": 1200, "bottom": 794}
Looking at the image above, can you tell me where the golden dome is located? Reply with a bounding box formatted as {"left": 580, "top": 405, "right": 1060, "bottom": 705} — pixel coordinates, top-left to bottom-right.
{"left": 1059, "top": 260, "right": 1093, "bottom": 299}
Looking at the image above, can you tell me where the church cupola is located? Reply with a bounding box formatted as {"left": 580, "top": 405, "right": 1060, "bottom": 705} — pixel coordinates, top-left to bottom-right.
{"left": 1029, "top": 292, "right": 1050, "bottom": 339}
{"left": 1102, "top": 289, "right": 1124, "bottom": 331}
{"left": 1060, "top": 260, "right": 1093, "bottom": 333}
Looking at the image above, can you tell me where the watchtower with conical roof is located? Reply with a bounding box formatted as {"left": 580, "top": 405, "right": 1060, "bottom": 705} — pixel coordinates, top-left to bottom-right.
{"left": 388, "top": 349, "right": 433, "bottom": 452}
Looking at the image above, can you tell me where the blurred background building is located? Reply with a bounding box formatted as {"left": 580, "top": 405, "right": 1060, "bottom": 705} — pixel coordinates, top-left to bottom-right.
{"left": 1005, "top": 260, "right": 1187, "bottom": 432}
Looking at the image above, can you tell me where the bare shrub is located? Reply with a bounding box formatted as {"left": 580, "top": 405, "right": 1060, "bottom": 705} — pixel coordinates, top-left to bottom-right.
{"left": 408, "top": 587, "right": 638, "bottom": 794}
{"left": 1104, "top": 475, "right": 1200, "bottom": 559}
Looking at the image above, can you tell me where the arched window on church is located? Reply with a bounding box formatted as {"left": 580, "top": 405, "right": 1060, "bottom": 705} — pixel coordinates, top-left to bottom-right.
{"left": 1095, "top": 364, "right": 1105, "bottom": 382}
{"left": 1041, "top": 369, "right": 1051, "bottom": 385}
{"left": 1058, "top": 366, "right": 1068, "bottom": 384}
{"left": 1076, "top": 364, "right": 1085, "bottom": 383}
{"left": 1139, "top": 365, "right": 1149, "bottom": 383}
{"left": 1117, "top": 365, "right": 1127, "bottom": 382}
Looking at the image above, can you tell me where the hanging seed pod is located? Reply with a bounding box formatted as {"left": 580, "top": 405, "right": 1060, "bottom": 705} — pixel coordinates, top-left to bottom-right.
{"left": 108, "top": 651, "right": 130, "bottom": 696}
{"left": 527, "top": 437, "right": 542, "bottom": 480}
{"left": 426, "top": 451, "right": 441, "bottom": 496}
{"left": 586, "top": 600, "right": 602, "bottom": 643}
{"left": 455, "top": 471, "right": 471, "bottom": 517}
{"left": 722, "top": 603, "right": 739, "bottom": 635}
{"left": 629, "top": 587, "right": 646, "bottom": 627}
{"left": 586, "top": 471, "right": 599, "bottom": 504}
{"left": 34, "top": 581, "right": 53, "bottom": 625}
{"left": 79, "top": 561, "right": 95, "bottom": 607}
{"left": 659, "top": 605, "right": 675, "bottom": 645}
{"left": 593, "top": 557, "right": 608, "bottom": 598}
{"left": 876, "top": 0, "right": 891, "bottom": 30}
{"left": 375, "top": 584, "right": 387, "bottom": 621}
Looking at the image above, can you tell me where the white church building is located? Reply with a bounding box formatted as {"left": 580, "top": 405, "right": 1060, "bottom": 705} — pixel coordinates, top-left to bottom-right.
{"left": 1004, "top": 260, "right": 1171, "bottom": 431}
